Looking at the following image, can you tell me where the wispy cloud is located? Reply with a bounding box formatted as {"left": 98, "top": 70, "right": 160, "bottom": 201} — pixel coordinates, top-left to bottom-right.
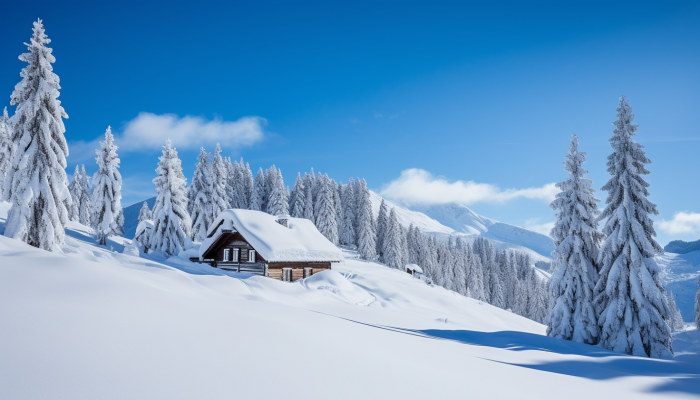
{"left": 524, "top": 218, "right": 555, "bottom": 236}
{"left": 67, "top": 113, "right": 266, "bottom": 163}
{"left": 658, "top": 212, "right": 700, "bottom": 235}
{"left": 380, "top": 168, "right": 559, "bottom": 206}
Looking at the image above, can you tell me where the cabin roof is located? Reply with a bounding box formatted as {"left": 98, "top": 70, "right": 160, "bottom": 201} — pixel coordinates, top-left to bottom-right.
{"left": 199, "top": 209, "right": 344, "bottom": 263}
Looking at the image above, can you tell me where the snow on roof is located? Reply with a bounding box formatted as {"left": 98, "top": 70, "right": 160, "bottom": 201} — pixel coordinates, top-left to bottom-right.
{"left": 200, "top": 209, "right": 344, "bottom": 263}
{"left": 405, "top": 264, "right": 423, "bottom": 273}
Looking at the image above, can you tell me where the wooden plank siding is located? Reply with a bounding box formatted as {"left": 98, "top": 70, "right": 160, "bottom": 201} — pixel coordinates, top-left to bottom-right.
{"left": 201, "top": 232, "right": 334, "bottom": 282}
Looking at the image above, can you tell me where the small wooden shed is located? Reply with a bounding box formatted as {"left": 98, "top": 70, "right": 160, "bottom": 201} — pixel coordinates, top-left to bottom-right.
{"left": 197, "top": 209, "right": 344, "bottom": 281}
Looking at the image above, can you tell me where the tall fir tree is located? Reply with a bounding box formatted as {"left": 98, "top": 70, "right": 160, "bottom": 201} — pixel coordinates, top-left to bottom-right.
{"left": 595, "top": 96, "right": 672, "bottom": 358}
{"left": 240, "top": 160, "right": 254, "bottom": 209}
{"left": 138, "top": 201, "right": 152, "bottom": 223}
{"left": 210, "top": 144, "right": 229, "bottom": 217}
{"left": 189, "top": 148, "right": 212, "bottom": 242}
{"left": 91, "top": 126, "right": 123, "bottom": 245}
{"left": 3, "top": 20, "right": 71, "bottom": 251}
{"left": 150, "top": 139, "right": 192, "bottom": 257}
{"left": 303, "top": 173, "right": 315, "bottom": 220}
{"left": 547, "top": 134, "right": 604, "bottom": 345}
{"left": 339, "top": 181, "right": 356, "bottom": 246}
{"left": 666, "top": 292, "right": 684, "bottom": 332}
{"left": 356, "top": 179, "right": 377, "bottom": 260}
{"left": 266, "top": 166, "right": 289, "bottom": 216}
{"left": 382, "top": 208, "right": 406, "bottom": 270}
{"left": 376, "top": 199, "right": 389, "bottom": 261}
{"left": 314, "top": 176, "right": 339, "bottom": 244}
{"left": 78, "top": 165, "right": 91, "bottom": 226}
{"left": 290, "top": 173, "right": 306, "bottom": 218}
{"left": 0, "top": 107, "right": 11, "bottom": 194}
{"left": 67, "top": 165, "right": 82, "bottom": 222}
{"left": 250, "top": 168, "right": 265, "bottom": 211}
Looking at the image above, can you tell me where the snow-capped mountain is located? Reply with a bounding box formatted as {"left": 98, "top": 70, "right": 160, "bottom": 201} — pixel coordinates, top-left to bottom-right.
{"left": 368, "top": 191, "right": 554, "bottom": 261}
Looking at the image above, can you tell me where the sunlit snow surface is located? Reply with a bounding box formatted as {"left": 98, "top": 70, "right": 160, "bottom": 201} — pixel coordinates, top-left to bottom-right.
{"left": 0, "top": 201, "right": 699, "bottom": 399}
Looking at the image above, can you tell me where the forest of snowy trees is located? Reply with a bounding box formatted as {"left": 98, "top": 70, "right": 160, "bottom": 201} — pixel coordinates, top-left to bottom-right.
{"left": 0, "top": 20, "right": 696, "bottom": 358}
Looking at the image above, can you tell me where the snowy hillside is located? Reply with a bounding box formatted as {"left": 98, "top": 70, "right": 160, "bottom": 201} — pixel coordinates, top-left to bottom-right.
{"left": 656, "top": 251, "right": 700, "bottom": 322}
{"left": 1, "top": 201, "right": 699, "bottom": 399}
{"left": 368, "top": 192, "right": 553, "bottom": 263}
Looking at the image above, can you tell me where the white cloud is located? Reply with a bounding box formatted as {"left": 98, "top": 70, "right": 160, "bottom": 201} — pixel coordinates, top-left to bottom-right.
{"left": 658, "top": 212, "right": 700, "bottom": 235}
{"left": 67, "top": 113, "right": 266, "bottom": 163}
{"left": 118, "top": 113, "right": 266, "bottom": 152}
{"left": 379, "top": 168, "right": 559, "bottom": 206}
{"left": 524, "top": 218, "right": 555, "bottom": 235}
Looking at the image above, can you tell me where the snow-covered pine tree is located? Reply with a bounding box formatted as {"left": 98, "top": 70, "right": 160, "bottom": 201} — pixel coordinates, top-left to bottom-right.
{"left": 356, "top": 178, "right": 377, "bottom": 260}
{"left": 0, "top": 107, "right": 11, "bottom": 194}
{"left": 138, "top": 201, "right": 152, "bottom": 223}
{"left": 67, "top": 165, "right": 82, "bottom": 221}
{"left": 210, "top": 144, "right": 229, "bottom": 217}
{"left": 666, "top": 292, "right": 684, "bottom": 332}
{"left": 303, "top": 173, "right": 315, "bottom": 220}
{"left": 376, "top": 199, "right": 389, "bottom": 261}
{"left": 3, "top": 20, "right": 71, "bottom": 251}
{"left": 78, "top": 165, "right": 91, "bottom": 226}
{"left": 250, "top": 168, "right": 265, "bottom": 211}
{"left": 150, "top": 139, "right": 192, "bottom": 257}
{"left": 595, "top": 96, "right": 672, "bottom": 359}
{"left": 547, "top": 134, "right": 604, "bottom": 345}
{"left": 91, "top": 126, "right": 123, "bottom": 244}
{"left": 267, "top": 166, "right": 289, "bottom": 216}
{"left": 189, "top": 148, "right": 212, "bottom": 242}
{"left": 466, "top": 244, "right": 486, "bottom": 301}
{"left": 290, "top": 173, "right": 306, "bottom": 218}
{"left": 382, "top": 208, "right": 406, "bottom": 270}
{"left": 339, "top": 181, "right": 356, "bottom": 246}
{"left": 333, "top": 181, "right": 343, "bottom": 234}
{"left": 314, "top": 175, "right": 339, "bottom": 244}
{"left": 240, "top": 161, "right": 254, "bottom": 209}
{"left": 224, "top": 157, "right": 236, "bottom": 208}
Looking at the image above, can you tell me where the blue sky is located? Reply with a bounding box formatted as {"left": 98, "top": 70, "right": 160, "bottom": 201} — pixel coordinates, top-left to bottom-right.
{"left": 1, "top": 1, "right": 699, "bottom": 246}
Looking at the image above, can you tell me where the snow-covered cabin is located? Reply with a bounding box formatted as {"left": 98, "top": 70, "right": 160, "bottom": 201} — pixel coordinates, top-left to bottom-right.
{"left": 198, "top": 210, "right": 344, "bottom": 281}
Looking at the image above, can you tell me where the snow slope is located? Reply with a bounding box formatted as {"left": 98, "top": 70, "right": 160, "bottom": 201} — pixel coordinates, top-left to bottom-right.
{"left": 1, "top": 201, "right": 699, "bottom": 399}
{"left": 656, "top": 251, "right": 700, "bottom": 322}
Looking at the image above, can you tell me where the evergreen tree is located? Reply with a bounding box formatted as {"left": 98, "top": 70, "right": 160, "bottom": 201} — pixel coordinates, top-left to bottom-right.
{"left": 547, "top": 134, "right": 604, "bottom": 345}
{"left": 376, "top": 199, "right": 389, "bottom": 261}
{"left": 150, "top": 139, "right": 192, "bottom": 257}
{"left": 78, "top": 165, "right": 91, "bottom": 226}
{"left": 595, "top": 96, "right": 672, "bottom": 358}
{"left": 666, "top": 292, "right": 684, "bottom": 332}
{"left": 67, "top": 165, "right": 82, "bottom": 222}
{"left": 0, "top": 107, "right": 11, "bottom": 194}
{"left": 356, "top": 179, "right": 377, "bottom": 260}
{"left": 339, "top": 181, "right": 357, "bottom": 246}
{"left": 250, "top": 168, "right": 265, "bottom": 211}
{"left": 290, "top": 173, "right": 306, "bottom": 218}
{"left": 467, "top": 245, "right": 486, "bottom": 301}
{"left": 383, "top": 208, "right": 405, "bottom": 270}
{"left": 303, "top": 173, "right": 315, "bottom": 220}
{"left": 91, "top": 126, "right": 123, "bottom": 245}
{"left": 314, "top": 176, "right": 338, "bottom": 244}
{"left": 210, "top": 144, "right": 229, "bottom": 217}
{"left": 189, "top": 148, "right": 212, "bottom": 242}
{"left": 138, "top": 201, "right": 152, "bottom": 223}
{"left": 241, "top": 161, "right": 254, "bottom": 209}
{"left": 224, "top": 157, "right": 236, "bottom": 208}
{"left": 3, "top": 20, "right": 71, "bottom": 251}
{"left": 267, "top": 166, "right": 289, "bottom": 216}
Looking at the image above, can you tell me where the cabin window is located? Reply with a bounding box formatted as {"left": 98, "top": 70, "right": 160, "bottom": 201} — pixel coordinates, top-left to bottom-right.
{"left": 283, "top": 268, "right": 292, "bottom": 282}
{"left": 248, "top": 250, "right": 256, "bottom": 263}
{"left": 223, "top": 249, "right": 230, "bottom": 262}
{"left": 233, "top": 248, "right": 240, "bottom": 262}
{"left": 303, "top": 267, "right": 312, "bottom": 278}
